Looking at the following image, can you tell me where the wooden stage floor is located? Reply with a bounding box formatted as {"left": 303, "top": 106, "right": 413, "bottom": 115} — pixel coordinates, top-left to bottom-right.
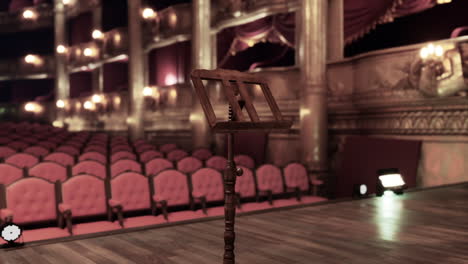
{"left": 2, "top": 183, "right": 468, "bottom": 264}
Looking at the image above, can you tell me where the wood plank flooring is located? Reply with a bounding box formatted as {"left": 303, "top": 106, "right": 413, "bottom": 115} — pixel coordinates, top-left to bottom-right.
{"left": 1, "top": 183, "right": 468, "bottom": 264}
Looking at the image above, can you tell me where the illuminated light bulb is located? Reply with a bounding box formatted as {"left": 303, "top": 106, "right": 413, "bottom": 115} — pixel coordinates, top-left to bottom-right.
{"left": 419, "top": 47, "right": 429, "bottom": 59}
{"left": 83, "top": 48, "right": 94, "bottom": 57}
{"left": 92, "top": 29, "right": 103, "bottom": 40}
{"left": 83, "top": 101, "right": 94, "bottom": 110}
{"left": 169, "top": 89, "right": 177, "bottom": 99}
{"left": 24, "top": 54, "right": 38, "bottom": 64}
{"left": 233, "top": 11, "right": 241, "bottom": 17}
{"left": 434, "top": 45, "right": 444, "bottom": 57}
{"left": 114, "top": 96, "right": 121, "bottom": 105}
{"left": 92, "top": 94, "right": 103, "bottom": 103}
{"left": 114, "top": 33, "right": 121, "bottom": 44}
{"left": 143, "top": 86, "right": 154, "bottom": 96}
{"left": 75, "top": 102, "right": 82, "bottom": 110}
{"left": 56, "top": 100, "right": 65, "bottom": 108}
{"left": 24, "top": 102, "right": 36, "bottom": 112}
{"left": 168, "top": 12, "right": 177, "bottom": 27}
{"left": 142, "top": 7, "right": 156, "bottom": 19}
{"left": 22, "top": 9, "right": 37, "bottom": 19}
{"left": 56, "top": 45, "right": 67, "bottom": 54}
{"left": 427, "top": 43, "right": 435, "bottom": 55}
{"left": 52, "top": 120, "right": 64, "bottom": 128}
{"left": 62, "top": 0, "right": 74, "bottom": 5}
{"left": 437, "top": 0, "right": 451, "bottom": 4}
{"left": 164, "top": 74, "right": 177, "bottom": 86}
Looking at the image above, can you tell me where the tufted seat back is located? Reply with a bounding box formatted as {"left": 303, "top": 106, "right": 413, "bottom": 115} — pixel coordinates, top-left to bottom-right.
{"left": 153, "top": 170, "right": 190, "bottom": 207}
{"left": 235, "top": 166, "right": 256, "bottom": 198}
{"left": 283, "top": 163, "right": 309, "bottom": 191}
{"left": 44, "top": 152, "right": 75, "bottom": 166}
{"left": 29, "top": 161, "right": 68, "bottom": 182}
{"left": 191, "top": 168, "right": 224, "bottom": 202}
{"left": 135, "top": 144, "right": 156, "bottom": 154}
{"left": 110, "top": 172, "right": 151, "bottom": 211}
{"left": 56, "top": 145, "right": 80, "bottom": 156}
{"left": 72, "top": 160, "right": 107, "bottom": 179}
{"left": 234, "top": 155, "right": 255, "bottom": 169}
{"left": 110, "top": 159, "right": 142, "bottom": 178}
{"left": 4, "top": 177, "right": 57, "bottom": 224}
{"left": 256, "top": 164, "right": 284, "bottom": 194}
{"left": 191, "top": 148, "right": 213, "bottom": 161}
{"left": 7, "top": 141, "right": 29, "bottom": 151}
{"left": 23, "top": 146, "right": 49, "bottom": 158}
{"left": 0, "top": 146, "right": 15, "bottom": 159}
{"left": 83, "top": 145, "right": 107, "bottom": 155}
{"left": 166, "top": 149, "right": 188, "bottom": 162}
{"left": 206, "top": 156, "right": 227, "bottom": 171}
{"left": 6, "top": 153, "right": 39, "bottom": 169}
{"left": 79, "top": 151, "right": 107, "bottom": 164}
{"left": 38, "top": 141, "right": 57, "bottom": 150}
{"left": 139, "top": 150, "right": 163, "bottom": 163}
{"left": 61, "top": 175, "right": 107, "bottom": 218}
{"left": 111, "top": 145, "right": 133, "bottom": 153}
{"left": 145, "top": 158, "right": 173, "bottom": 176}
{"left": 177, "top": 157, "right": 202, "bottom": 174}
{"left": 0, "top": 138, "right": 12, "bottom": 145}
{"left": 0, "top": 164, "right": 23, "bottom": 185}
{"left": 111, "top": 151, "right": 136, "bottom": 163}
{"left": 159, "top": 143, "right": 177, "bottom": 154}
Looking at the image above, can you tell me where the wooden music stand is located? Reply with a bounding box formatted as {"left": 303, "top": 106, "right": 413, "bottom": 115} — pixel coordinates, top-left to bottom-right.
{"left": 191, "top": 69, "right": 292, "bottom": 264}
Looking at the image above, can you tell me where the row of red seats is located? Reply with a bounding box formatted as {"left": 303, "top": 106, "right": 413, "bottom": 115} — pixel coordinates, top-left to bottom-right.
{"left": 0, "top": 163, "right": 326, "bottom": 243}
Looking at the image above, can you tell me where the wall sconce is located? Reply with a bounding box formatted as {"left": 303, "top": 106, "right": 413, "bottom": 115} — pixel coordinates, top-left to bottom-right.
{"left": 56, "top": 45, "right": 68, "bottom": 54}
{"left": 92, "top": 29, "right": 104, "bottom": 40}
{"left": 22, "top": 9, "right": 38, "bottom": 20}
{"left": 24, "top": 54, "right": 43, "bottom": 66}
{"left": 113, "top": 95, "right": 121, "bottom": 110}
{"left": 83, "top": 48, "right": 96, "bottom": 57}
{"left": 142, "top": 7, "right": 157, "bottom": 20}
{"left": 83, "top": 100, "right": 95, "bottom": 111}
{"left": 56, "top": 99, "right": 65, "bottom": 108}
{"left": 91, "top": 94, "right": 103, "bottom": 104}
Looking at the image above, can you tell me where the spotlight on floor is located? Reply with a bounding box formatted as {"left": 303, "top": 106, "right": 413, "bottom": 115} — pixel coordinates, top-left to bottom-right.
{"left": 1, "top": 223, "right": 24, "bottom": 249}
{"left": 353, "top": 184, "right": 368, "bottom": 198}
{"left": 376, "top": 168, "right": 406, "bottom": 196}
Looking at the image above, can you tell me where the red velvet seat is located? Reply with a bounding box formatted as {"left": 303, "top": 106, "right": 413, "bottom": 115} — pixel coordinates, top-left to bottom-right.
{"left": 152, "top": 169, "right": 199, "bottom": 221}
{"left": 167, "top": 149, "right": 189, "bottom": 162}
{"left": 108, "top": 172, "right": 165, "bottom": 228}
{"left": 132, "top": 139, "right": 147, "bottom": 147}
{"left": 191, "top": 148, "right": 213, "bottom": 161}
{"left": 110, "top": 159, "right": 142, "bottom": 178}
{"left": 235, "top": 166, "right": 273, "bottom": 212}
{"left": 7, "top": 141, "right": 29, "bottom": 151}
{"left": 205, "top": 155, "right": 227, "bottom": 171}
{"left": 145, "top": 158, "right": 173, "bottom": 176}
{"left": 283, "top": 163, "right": 312, "bottom": 197}
{"left": 234, "top": 155, "right": 255, "bottom": 169}
{"left": 72, "top": 160, "right": 107, "bottom": 179}
{"left": 0, "top": 163, "right": 24, "bottom": 185}
{"left": 139, "top": 150, "right": 163, "bottom": 163}
{"left": 190, "top": 168, "right": 224, "bottom": 215}
{"left": 5, "top": 153, "right": 39, "bottom": 169}
{"left": 0, "top": 177, "right": 69, "bottom": 242}
{"left": 111, "top": 145, "right": 133, "bottom": 153}
{"left": 255, "top": 164, "right": 284, "bottom": 205}
{"left": 0, "top": 137, "right": 12, "bottom": 145}
{"left": 63, "top": 141, "right": 83, "bottom": 150}
{"left": 79, "top": 151, "right": 107, "bottom": 164}
{"left": 135, "top": 144, "right": 156, "bottom": 154}
{"left": 159, "top": 143, "right": 177, "bottom": 154}
{"left": 56, "top": 145, "right": 80, "bottom": 156}
{"left": 37, "top": 141, "right": 57, "bottom": 151}
{"left": 177, "top": 156, "right": 202, "bottom": 174}
{"left": 44, "top": 152, "right": 75, "bottom": 166}
{"left": 0, "top": 146, "right": 16, "bottom": 159}
{"left": 111, "top": 151, "right": 137, "bottom": 163}
{"left": 29, "top": 161, "right": 68, "bottom": 182}
{"left": 23, "top": 146, "right": 49, "bottom": 158}
{"left": 59, "top": 175, "right": 120, "bottom": 235}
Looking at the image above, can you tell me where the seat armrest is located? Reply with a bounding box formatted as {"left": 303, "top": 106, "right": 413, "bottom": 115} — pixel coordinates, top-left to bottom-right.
{"left": 58, "top": 203, "right": 71, "bottom": 214}
{"left": 58, "top": 203, "right": 73, "bottom": 235}
{"left": 108, "top": 199, "right": 124, "bottom": 227}
{"left": 0, "top": 208, "right": 13, "bottom": 223}
{"left": 191, "top": 192, "right": 207, "bottom": 214}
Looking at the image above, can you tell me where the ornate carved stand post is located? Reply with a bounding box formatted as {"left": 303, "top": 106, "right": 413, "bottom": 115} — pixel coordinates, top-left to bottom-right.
{"left": 191, "top": 69, "right": 292, "bottom": 264}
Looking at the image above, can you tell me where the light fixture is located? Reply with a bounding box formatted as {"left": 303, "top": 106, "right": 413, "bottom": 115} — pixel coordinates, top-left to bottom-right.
{"left": 142, "top": 7, "right": 157, "bottom": 20}
{"left": 62, "top": 0, "right": 75, "bottom": 5}
{"left": 83, "top": 100, "right": 94, "bottom": 110}
{"left": 164, "top": 74, "right": 177, "bottom": 86}
{"left": 91, "top": 94, "right": 103, "bottom": 103}
{"left": 24, "top": 102, "right": 43, "bottom": 114}
{"left": 419, "top": 43, "right": 444, "bottom": 60}
{"left": 56, "top": 99, "right": 65, "bottom": 108}
{"left": 376, "top": 168, "right": 406, "bottom": 196}
{"left": 92, "top": 29, "right": 104, "bottom": 40}
{"left": 52, "top": 120, "right": 64, "bottom": 128}
{"left": 56, "top": 45, "right": 67, "bottom": 54}
{"left": 352, "top": 184, "right": 368, "bottom": 198}
{"left": 22, "top": 9, "right": 37, "bottom": 20}
{"left": 437, "top": 0, "right": 451, "bottom": 4}
{"left": 24, "top": 54, "right": 42, "bottom": 66}
{"left": 1, "top": 223, "right": 24, "bottom": 248}
{"left": 143, "top": 86, "right": 154, "bottom": 97}
{"left": 83, "top": 48, "right": 95, "bottom": 57}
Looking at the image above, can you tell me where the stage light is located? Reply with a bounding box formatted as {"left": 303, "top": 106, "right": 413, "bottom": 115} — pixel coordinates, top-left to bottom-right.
{"left": 1, "top": 223, "right": 23, "bottom": 248}
{"left": 56, "top": 99, "right": 65, "bottom": 108}
{"left": 376, "top": 168, "right": 406, "bottom": 196}
{"left": 22, "top": 9, "right": 37, "bottom": 20}
{"left": 92, "top": 29, "right": 103, "bottom": 40}
{"left": 56, "top": 45, "right": 67, "bottom": 54}
{"left": 142, "top": 7, "right": 156, "bottom": 20}
{"left": 143, "top": 86, "right": 154, "bottom": 96}
{"left": 92, "top": 94, "right": 103, "bottom": 103}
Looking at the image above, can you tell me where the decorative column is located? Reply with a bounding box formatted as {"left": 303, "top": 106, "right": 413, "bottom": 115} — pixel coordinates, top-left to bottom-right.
{"left": 127, "top": 0, "right": 145, "bottom": 139}
{"left": 92, "top": 3, "right": 104, "bottom": 93}
{"left": 191, "top": 0, "right": 213, "bottom": 149}
{"left": 54, "top": 0, "right": 69, "bottom": 122}
{"left": 327, "top": 0, "right": 344, "bottom": 61}
{"left": 298, "top": 0, "right": 328, "bottom": 172}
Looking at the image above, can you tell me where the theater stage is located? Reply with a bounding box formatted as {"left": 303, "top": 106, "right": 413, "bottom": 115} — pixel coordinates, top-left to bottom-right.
{"left": 1, "top": 183, "right": 468, "bottom": 264}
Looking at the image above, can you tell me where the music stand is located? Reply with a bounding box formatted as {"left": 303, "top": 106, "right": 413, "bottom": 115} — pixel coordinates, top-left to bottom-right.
{"left": 191, "top": 69, "right": 292, "bottom": 264}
